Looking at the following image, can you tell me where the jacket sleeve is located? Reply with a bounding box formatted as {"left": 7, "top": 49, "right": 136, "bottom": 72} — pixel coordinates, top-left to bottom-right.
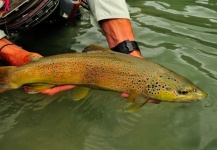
{"left": 0, "top": 30, "right": 6, "bottom": 39}
{"left": 87, "top": 0, "right": 130, "bottom": 28}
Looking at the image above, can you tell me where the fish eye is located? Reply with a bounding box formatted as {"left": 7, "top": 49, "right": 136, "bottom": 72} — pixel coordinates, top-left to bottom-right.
{"left": 177, "top": 89, "right": 189, "bottom": 95}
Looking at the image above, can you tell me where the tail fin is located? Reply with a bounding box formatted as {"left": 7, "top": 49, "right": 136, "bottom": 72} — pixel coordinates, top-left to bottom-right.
{"left": 0, "top": 66, "right": 16, "bottom": 93}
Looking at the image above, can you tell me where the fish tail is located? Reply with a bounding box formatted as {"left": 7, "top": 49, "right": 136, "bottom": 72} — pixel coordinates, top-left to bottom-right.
{"left": 0, "top": 66, "right": 16, "bottom": 93}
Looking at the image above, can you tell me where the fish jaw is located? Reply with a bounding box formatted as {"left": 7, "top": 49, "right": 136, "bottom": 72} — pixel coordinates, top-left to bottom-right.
{"left": 144, "top": 71, "right": 208, "bottom": 102}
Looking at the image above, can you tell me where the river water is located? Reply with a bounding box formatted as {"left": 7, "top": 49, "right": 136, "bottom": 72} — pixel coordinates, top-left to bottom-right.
{"left": 0, "top": 0, "right": 217, "bottom": 150}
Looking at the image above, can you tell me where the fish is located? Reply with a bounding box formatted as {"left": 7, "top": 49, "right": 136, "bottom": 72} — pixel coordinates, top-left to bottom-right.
{"left": 0, "top": 44, "right": 207, "bottom": 111}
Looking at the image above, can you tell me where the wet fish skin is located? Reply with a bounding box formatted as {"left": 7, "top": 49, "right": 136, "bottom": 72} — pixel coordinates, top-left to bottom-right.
{"left": 0, "top": 44, "right": 207, "bottom": 103}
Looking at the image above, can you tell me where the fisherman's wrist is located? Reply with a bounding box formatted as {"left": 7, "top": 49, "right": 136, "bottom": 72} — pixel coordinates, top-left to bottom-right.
{"left": 111, "top": 40, "right": 141, "bottom": 54}
{"left": 0, "top": 38, "right": 14, "bottom": 51}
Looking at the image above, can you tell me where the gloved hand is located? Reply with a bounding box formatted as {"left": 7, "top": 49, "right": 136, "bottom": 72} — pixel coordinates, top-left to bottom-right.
{"left": 0, "top": 38, "right": 75, "bottom": 95}
{"left": 39, "top": 85, "right": 76, "bottom": 95}
{"left": 0, "top": 38, "right": 42, "bottom": 66}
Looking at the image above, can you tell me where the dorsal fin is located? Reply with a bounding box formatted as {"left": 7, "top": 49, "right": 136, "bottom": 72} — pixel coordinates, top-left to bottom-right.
{"left": 82, "top": 44, "right": 112, "bottom": 53}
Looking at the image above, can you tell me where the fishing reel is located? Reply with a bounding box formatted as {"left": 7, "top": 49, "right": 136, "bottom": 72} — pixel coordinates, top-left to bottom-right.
{"left": 0, "top": 0, "right": 85, "bottom": 36}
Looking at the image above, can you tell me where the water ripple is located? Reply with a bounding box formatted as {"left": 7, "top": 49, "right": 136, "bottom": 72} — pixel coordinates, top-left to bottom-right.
{"left": 0, "top": 0, "right": 217, "bottom": 150}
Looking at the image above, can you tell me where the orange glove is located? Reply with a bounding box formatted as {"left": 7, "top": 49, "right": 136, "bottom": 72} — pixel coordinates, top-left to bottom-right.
{"left": 0, "top": 38, "right": 75, "bottom": 95}
{"left": 0, "top": 38, "right": 42, "bottom": 66}
{"left": 39, "top": 85, "right": 76, "bottom": 96}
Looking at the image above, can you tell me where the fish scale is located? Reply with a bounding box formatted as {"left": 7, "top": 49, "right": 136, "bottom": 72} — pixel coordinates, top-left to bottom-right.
{"left": 0, "top": 44, "right": 207, "bottom": 111}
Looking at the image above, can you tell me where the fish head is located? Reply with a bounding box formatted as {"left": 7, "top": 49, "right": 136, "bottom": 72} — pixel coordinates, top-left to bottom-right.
{"left": 145, "top": 71, "right": 207, "bottom": 102}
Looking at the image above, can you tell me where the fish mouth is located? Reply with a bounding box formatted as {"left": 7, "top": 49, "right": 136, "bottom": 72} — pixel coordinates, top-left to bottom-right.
{"left": 193, "top": 87, "right": 208, "bottom": 99}
{"left": 196, "top": 90, "right": 208, "bottom": 100}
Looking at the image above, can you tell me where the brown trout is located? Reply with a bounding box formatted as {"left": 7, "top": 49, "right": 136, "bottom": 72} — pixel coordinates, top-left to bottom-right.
{"left": 0, "top": 44, "right": 207, "bottom": 111}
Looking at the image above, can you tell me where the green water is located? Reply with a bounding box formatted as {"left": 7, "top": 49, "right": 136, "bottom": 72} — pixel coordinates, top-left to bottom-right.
{"left": 0, "top": 0, "right": 217, "bottom": 150}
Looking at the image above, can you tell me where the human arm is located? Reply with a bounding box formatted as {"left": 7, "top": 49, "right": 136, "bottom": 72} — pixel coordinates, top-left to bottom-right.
{"left": 99, "top": 18, "right": 142, "bottom": 58}
{"left": 87, "top": 0, "right": 142, "bottom": 57}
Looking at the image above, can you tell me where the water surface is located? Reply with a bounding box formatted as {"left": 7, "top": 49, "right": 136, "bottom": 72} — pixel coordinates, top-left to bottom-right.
{"left": 0, "top": 0, "right": 217, "bottom": 150}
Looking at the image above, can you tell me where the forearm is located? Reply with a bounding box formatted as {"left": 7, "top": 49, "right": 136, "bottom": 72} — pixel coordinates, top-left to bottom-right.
{"left": 99, "top": 19, "right": 135, "bottom": 48}
{"left": 87, "top": 0, "right": 142, "bottom": 57}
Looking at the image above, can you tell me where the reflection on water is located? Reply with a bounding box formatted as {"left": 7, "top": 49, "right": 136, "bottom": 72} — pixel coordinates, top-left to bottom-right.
{"left": 1, "top": 0, "right": 217, "bottom": 150}
{"left": 181, "top": 55, "right": 217, "bottom": 80}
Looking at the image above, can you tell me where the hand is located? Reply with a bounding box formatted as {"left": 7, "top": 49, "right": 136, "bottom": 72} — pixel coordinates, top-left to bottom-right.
{"left": 129, "top": 50, "right": 143, "bottom": 58}
{"left": 40, "top": 85, "right": 76, "bottom": 95}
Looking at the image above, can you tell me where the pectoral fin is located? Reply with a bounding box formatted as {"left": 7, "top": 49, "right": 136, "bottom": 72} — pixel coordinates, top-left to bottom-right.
{"left": 24, "top": 84, "right": 55, "bottom": 94}
{"left": 71, "top": 86, "right": 91, "bottom": 101}
{"left": 124, "top": 92, "right": 149, "bottom": 112}
{"left": 126, "top": 90, "right": 139, "bottom": 103}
